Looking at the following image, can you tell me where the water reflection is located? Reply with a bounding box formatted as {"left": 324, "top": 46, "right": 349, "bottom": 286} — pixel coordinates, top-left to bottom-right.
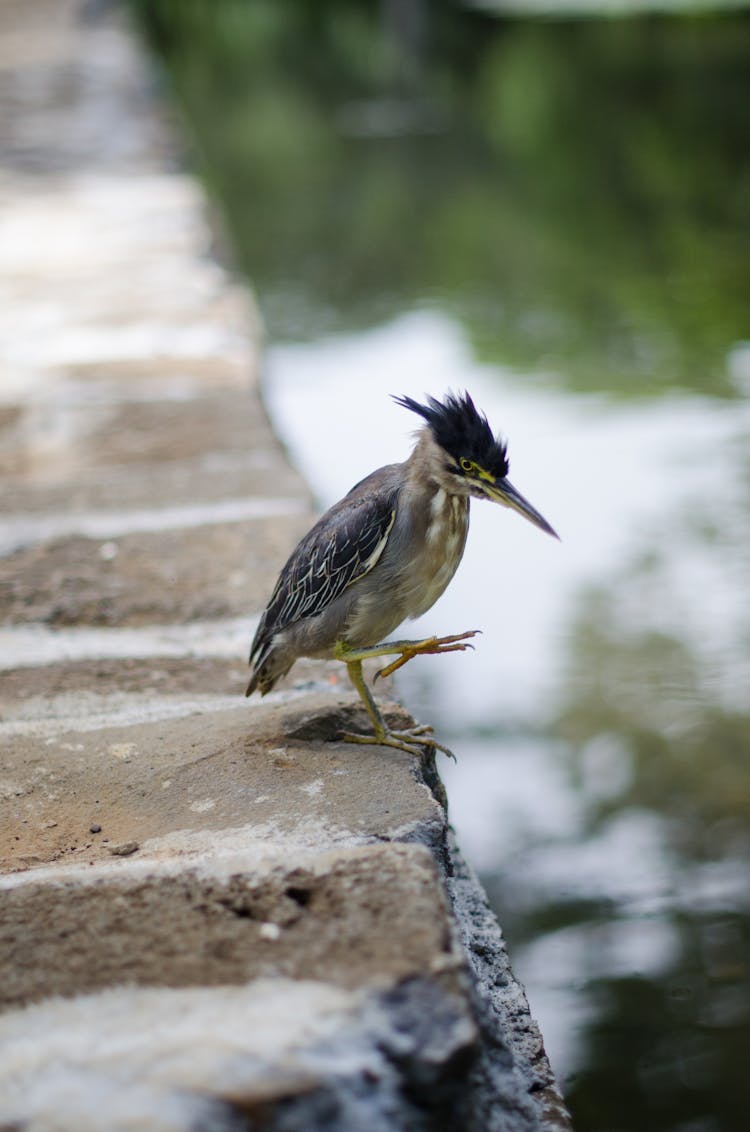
{"left": 134, "top": 0, "right": 750, "bottom": 396}
{"left": 133, "top": 3, "right": 750, "bottom": 1128}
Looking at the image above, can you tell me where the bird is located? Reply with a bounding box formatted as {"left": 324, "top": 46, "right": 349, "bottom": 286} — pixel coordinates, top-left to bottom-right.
{"left": 246, "top": 391, "right": 558, "bottom": 757}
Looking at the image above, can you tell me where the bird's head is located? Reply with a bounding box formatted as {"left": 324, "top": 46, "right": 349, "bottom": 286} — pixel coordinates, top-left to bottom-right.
{"left": 394, "top": 390, "right": 559, "bottom": 539}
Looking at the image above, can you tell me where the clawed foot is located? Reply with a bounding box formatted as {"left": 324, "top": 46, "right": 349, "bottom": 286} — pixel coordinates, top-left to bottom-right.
{"left": 340, "top": 723, "right": 456, "bottom": 762}
{"left": 373, "top": 630, "right": 481, "bottom": 680}
{"left": 334, "top": 636, "right": 477, "bottom": 763}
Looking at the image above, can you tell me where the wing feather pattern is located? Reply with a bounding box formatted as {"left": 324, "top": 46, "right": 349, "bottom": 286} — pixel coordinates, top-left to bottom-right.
{"left": 250, "top": 486, "right": 397, "bottom": 666}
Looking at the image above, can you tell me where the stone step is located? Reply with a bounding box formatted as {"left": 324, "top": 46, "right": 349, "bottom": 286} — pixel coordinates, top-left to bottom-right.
{"left": 0, "top": 514, "right": 309, "bottom": 625}
{"left": 1, "top": 692, "right": 427, "bottom": 874}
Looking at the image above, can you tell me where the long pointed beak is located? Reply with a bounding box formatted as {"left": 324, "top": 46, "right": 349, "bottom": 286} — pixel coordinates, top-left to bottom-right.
{"left": 485, "top": 477, "right": 559, "bottom": 540}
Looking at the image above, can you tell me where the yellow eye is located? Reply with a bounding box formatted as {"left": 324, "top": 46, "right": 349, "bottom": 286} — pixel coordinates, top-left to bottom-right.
{"left": 460, "top": 457, "right": 473, "bottom": 473}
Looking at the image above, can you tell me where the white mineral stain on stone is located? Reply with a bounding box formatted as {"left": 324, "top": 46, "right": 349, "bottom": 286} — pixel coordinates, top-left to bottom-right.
{"left": 0, "top": 496, "right": 306, "bottom": 555}
{"left": 0, "top": 779, "right": 25, "bottom": 800}
{"left": 300, "top": 778, "right": 324, "bottom": 798}
{"left": 0, "top": 617, "right": 256, "bottom": 670}
{"left": 12, "top": 321, "right": 243, "bottom": 370}
{"left": 0, "top": 697, "right": 242, "bottom": 738}
{"left": 0, "top": 822, "right": 373, "bottom": 892}
{"left": 108, "top": 743, "right": 137, "bottom": 760}
{"left": 188, "top": 799, "right": 216, "bottom": 814}
{"left": 0, "top": 980, "right": 364, "bottom": 1132}
{"left": 259, "top": 922, "right": 282, "bottom": 942}
{"left": 0, "top": 686, "right": 319, "bottom": 738}
{"left": 141, "top": 816, "right": 361, "bottom": 867}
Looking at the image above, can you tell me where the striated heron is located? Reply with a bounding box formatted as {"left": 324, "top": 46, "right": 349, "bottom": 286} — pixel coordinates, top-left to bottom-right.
{"left": 246, "top": 391, "right": 558, "bottom": 757}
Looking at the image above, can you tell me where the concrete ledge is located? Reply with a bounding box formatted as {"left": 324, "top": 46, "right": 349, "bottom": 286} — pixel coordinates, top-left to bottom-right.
{"left": 0, "top": 2, "right": 569, "bottom": 1129}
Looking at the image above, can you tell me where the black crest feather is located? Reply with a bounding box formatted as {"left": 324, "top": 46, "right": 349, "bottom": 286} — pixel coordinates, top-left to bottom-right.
{"left": 393, "top": 391, "right": 510, "bottom": 479}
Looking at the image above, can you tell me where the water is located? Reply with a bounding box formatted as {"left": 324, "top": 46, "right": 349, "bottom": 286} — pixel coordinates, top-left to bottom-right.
{"left": 134, "top": 3, "right": 750, "bottom": 1127}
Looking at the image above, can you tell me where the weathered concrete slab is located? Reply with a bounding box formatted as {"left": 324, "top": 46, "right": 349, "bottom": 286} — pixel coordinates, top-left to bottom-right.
{"left": 0, "top": 693, "right": 438, "bottom": 873}
{"left": 0, "top": 655, "right": 249, "bottom": 700}
{"left": 0, "top": 840, "right": 460, "bottom": 1008}
{"left": 0, "top": 515, "right": 310, "bottom": 625}
{"left": 0, "top": 384, "right": 306, "bottom": 520}
{"left": 1, "top": 447, "right": 303, "bottom": 517}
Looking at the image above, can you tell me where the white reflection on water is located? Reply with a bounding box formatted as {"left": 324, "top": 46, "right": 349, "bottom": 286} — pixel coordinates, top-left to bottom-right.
{"left": 265, "top": 308, "right": 750, "bottom": 1083}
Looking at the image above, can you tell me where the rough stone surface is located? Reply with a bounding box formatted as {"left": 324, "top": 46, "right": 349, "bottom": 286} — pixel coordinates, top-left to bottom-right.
{"left": 0, "top": 515, "right": 310, "bottom": 625}
{"left": 0, "top": 694, "right": 441, "bottom": 874}
{"left": 0, "top": 841, "right": 458, "bottom": 1009}
{"left": 448, "top": 838, "right": 572, "bottom": 1130}
{"left": 0, "top": 2, "right": 570, "bottom": 1129}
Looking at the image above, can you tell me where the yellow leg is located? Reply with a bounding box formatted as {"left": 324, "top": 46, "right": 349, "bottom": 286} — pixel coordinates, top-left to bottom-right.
{"left": 333, "top": 630, "right": 481, "bottom": 760}
{"left": 334, "top": 629, "right": 480, "bottom": 680}
{"left": 341, "top": 659, "right": 456, "bottom": 760}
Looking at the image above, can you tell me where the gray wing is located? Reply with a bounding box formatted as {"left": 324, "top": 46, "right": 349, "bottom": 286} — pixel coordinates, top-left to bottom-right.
{"left": 250, "top": 477, "right": 398, "bottom": 665}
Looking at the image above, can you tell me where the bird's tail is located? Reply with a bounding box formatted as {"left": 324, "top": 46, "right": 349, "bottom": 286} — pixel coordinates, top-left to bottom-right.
{"left": 245, "top": 646, "right": 291, "bottom": 697}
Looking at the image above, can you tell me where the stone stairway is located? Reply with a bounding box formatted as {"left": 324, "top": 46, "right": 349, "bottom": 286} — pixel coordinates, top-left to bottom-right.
{"left": 0, "top": 3, "right": 569, "bottom": 1129}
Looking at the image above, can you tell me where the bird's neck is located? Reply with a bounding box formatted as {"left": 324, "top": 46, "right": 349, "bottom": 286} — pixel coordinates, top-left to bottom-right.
{"left": 405, "top": 428, "right": 465, "bottom": 499}
{"left": 403, "top": 429, "right": 470, "bottom": 538}
{"left": 398, "top": 430, "right": 470, "bottom": 616}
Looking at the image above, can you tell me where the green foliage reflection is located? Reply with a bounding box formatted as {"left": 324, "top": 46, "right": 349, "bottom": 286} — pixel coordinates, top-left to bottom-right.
{"left": 131, "top": 0, "right": 750, "bottom": 396}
